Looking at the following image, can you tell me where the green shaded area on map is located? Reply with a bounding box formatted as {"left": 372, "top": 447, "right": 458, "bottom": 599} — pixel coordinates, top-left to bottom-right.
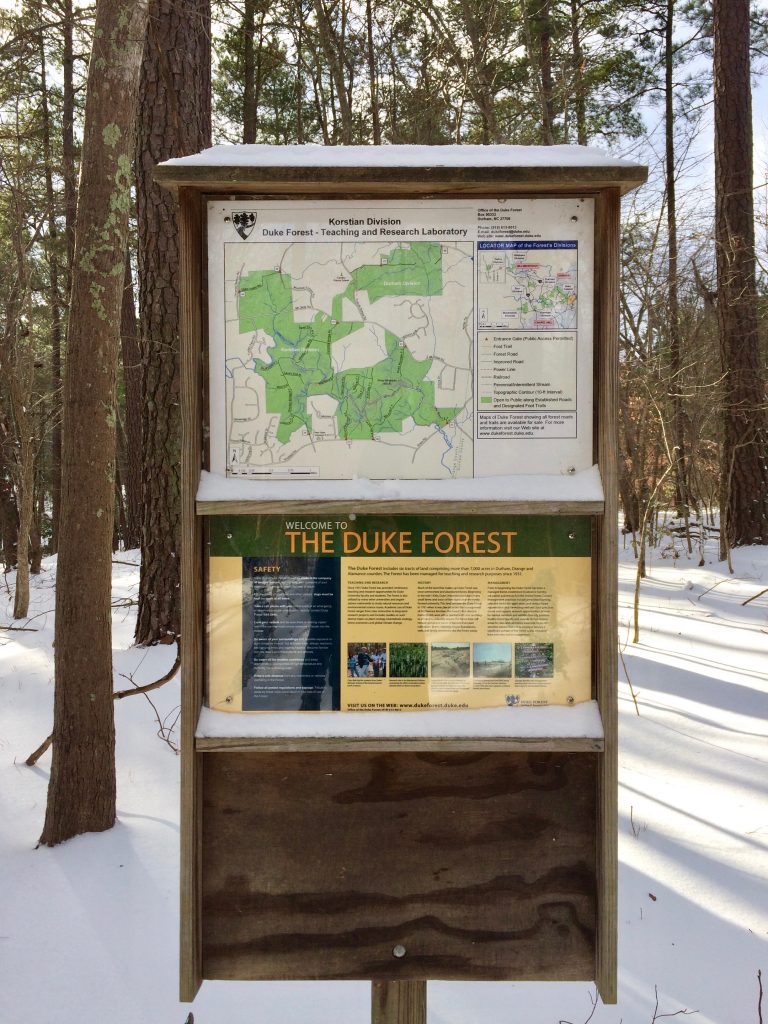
{"left": 237, "top": 243, "right": 460, "bottom": 443}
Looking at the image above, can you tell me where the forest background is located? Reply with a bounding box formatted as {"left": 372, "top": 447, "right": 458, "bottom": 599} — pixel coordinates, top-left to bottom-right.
{"left": 0, "top": 0, "right": 767, "bottom": 844}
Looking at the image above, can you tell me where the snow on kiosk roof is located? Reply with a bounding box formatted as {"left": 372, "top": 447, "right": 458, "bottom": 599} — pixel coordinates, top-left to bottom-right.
{"left": 155, "top": 143, "right": 648, "bottom": 194}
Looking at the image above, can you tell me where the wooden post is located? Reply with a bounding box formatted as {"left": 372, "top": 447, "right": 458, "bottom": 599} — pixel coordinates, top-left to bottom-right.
{"left": 372, "top": 981, "right": 427, "bottom": 1024}
{"left": 178, "top": 186, "right": 204, "bottom": 1001}
{"left": 594, "top": 187, "right": 621, "bottom": 1005}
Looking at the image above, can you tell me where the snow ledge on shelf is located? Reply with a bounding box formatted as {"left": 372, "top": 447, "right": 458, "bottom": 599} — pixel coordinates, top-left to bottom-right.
{"left": 196, "top": 465, "right": 604, "bottom": 505}
{"left": 196, "top": 700, "right": 604, "bottom": 741}
{"left": 160, "top": 143, "right": 640, "bottom": 171}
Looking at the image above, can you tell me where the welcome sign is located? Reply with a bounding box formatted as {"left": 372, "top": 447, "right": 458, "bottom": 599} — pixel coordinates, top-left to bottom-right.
{"left": 207, "top": 514, "right": 592, "bottom": 712}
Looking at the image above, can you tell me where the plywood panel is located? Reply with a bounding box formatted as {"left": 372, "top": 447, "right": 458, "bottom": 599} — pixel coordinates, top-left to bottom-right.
{"left": 201, "top": 751, "right": 596, "bottom": 982}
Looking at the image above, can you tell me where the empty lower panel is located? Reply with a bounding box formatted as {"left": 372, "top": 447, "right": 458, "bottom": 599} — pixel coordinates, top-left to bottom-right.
{"left": 201, "top": 750, "right": 597, "bottom": 981}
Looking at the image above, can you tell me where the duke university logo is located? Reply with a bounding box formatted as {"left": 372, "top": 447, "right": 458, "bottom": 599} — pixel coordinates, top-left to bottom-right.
{"left": 232, "top": 212, "right": 256, "bottom": 239}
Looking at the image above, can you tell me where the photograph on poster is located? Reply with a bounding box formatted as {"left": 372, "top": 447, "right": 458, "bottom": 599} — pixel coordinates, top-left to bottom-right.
{"left": 431, "top": 642, "right": 471, "bottom": 678}
{"left": 473, "top": 643, "right": 513, "bottom": 679}
{"left": 347, "top": 643, "right": 387, "bottom": 678}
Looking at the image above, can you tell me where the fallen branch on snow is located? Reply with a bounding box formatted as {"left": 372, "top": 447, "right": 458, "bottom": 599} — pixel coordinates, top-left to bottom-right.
{"left": 758, "top": 969, "right": 763, "bottom": 1024}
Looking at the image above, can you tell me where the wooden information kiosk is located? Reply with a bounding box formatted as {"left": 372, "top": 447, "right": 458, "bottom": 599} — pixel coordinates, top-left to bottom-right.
{"left": 156, "top": 145, "right": 647, "bottom": 1022}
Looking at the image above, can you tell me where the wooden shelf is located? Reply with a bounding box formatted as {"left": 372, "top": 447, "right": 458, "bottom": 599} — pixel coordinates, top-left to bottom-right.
{"left": 197, "top": 735, "right": 603, "bottom": 753}
{"left": 198, "top": 498, "right": 604, "bottom": 516}
{"left": 195, "top": 702, "right": 605, "bottom": 754}
{"left": 195, "top": 468, "right": 606, "bottom": 516}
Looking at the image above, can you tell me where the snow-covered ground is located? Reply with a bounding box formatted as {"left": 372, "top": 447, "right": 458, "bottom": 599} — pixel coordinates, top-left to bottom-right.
{"left": 0, "top": 531, "right": 766, "bottom": 1024}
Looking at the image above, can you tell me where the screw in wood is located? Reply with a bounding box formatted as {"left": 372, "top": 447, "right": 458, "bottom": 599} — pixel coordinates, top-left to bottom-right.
{"left": 392, "top": 945, "right": 407, "bottom": 958}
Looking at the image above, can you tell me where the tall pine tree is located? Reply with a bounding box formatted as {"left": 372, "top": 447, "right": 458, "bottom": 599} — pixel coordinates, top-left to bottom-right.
{"left": 713, "top": 0, "right": 768, "bottom": 546}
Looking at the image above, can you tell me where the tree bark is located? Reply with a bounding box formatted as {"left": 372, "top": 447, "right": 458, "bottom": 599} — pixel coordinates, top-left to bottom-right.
{"left": 39, "top": 0, "right": 149, "bottom": 847}
{"left": 62, "top": 0, "right": 77, "bottom": 283}
{"left": 521, "top": 0, "right": 555, "bottom": 145}
{"left": 12, "top": 427, "right": 34, "bottom": 618}
{"left": 119, "top": 255, "right": 142, "bottom": 550}
{"left": 54, "top": 0, "right": 77, "bottom": 554}
{"left": 242, "top": 0, "right": 257, "bottom": 143}
{"left": 713, "top": 0, "right": 768, "bottom": 546}
{"left": 570, "top": 0, "right": 586, "bottom": 145}
{"left": 365, "top": 0, "right": 381, "bottom": 144}
{"left": 0, "top": 202, "right": 36, "bottom": 619}
{"left": 135, "top": 0, "right": 211, "bottom": 644}
{"left": 664, "top": 0, "right": 687, "bottom": 524}
{"left": 313, "top": 0, "right": 354, "bottom": 143}
{"left": 39, "top": 12, "right": 64, "bottom": 556}
{"left": 295, "top": 1, "right": 305, "bottom": 144}
{"left": 29, "top": 509, "right": 43, "bottom": 575}
{"left": 0, "top": 426, "right": 18, "bottom": 571}
{"left": 538, "top": 0, "right": 556, "bottom": 144}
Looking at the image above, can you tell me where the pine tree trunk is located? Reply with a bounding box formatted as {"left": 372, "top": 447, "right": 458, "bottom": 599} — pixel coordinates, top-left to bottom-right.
{"left": 54, "top": 0, "right": 77, "bottom": 554}
{"left": 39, "top": 23, "right": 64, "bottom": 557}
{"left": 713, "top": 0, "right": 768, "bottom": 546}
{"left": 665, "top": 0, "right": 687, "bottom": 524}
{"left": 365, "top": 0, "right": 381, "bottom": 144}
{"left": 119, "top": 256, "right": 142, "bottom": 550}
{"left": 295, "top": 3, "right": 305, "bottom": 144}
{"left": 570, "top": 0, "right": 587, "bottom": 145}
{"left": 242, "top": 0, "right": 257, "bottom": 143}
{"left": 29, "top": 509, "right": 43, "bottom": 575}
{"left": 134, "top": 0, "right": 210, "bottom": 644}
{"left": 0, "top": 435, "right": 18, "bottom": 571}
{"left": 313, "top": 0, "right": 354, "bottom": 143}
{"left": 62, "top": 0, "right": 77, "bottom": 281}
{"left": 0, "top": 217, "right": 35, "bottom": 619}
{"left": 539, "top": 0, "right": 556, "bottom": 144}
{"left": 521, "top": 0, "right": 555, "bottom": 145}
{"left": 12, "top": 444, "right": 33, "bottom": 619}
{"left": 40, "top": 0, "right": 149, "bottom": 848}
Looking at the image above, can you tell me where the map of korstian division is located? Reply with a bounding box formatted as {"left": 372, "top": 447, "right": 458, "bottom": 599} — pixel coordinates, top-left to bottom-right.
{"left": 225, "top": 240, "right": 474, "bottom": 479}
{"left": 478, "top": 243, "right": 578, "bottom": 331}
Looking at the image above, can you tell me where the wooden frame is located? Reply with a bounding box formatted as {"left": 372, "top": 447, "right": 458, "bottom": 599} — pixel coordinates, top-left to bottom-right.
{"left": 162, "top": 147, "right": 647, "bottom": 1019}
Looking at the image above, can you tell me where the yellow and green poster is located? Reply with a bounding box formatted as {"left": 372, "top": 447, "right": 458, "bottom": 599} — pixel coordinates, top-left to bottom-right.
{"left": 207, "top": 514, "right": 591, "bottom": 712}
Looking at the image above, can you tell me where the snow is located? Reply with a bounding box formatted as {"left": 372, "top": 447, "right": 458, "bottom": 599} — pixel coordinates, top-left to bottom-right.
{"left": 197, "top": 464, "right": 605, "bottom": 504}
{"left": 160, "top": 143, "right": 642, "bottom": 170}
{"left": 197, "top": 701, "right": 604, "bottom": 741}
{"left": 1, "top": 530, "right": 767, "bottom": 1023}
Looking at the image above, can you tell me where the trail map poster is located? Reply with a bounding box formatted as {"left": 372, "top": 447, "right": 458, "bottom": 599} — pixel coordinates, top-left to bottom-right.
{"left": 207, "top": 515, "right": 592, "bottom": 712}
{"left": 207, "top": 198, "right": 594, "bottom": 480}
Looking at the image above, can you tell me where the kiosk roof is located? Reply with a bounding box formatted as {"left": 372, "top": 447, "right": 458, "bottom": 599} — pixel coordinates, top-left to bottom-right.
{"left": 156, "top": 143, "right": 647, "bottom": 194}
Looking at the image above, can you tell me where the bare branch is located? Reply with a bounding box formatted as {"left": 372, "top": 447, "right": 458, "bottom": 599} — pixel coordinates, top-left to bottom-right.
{"left": 26, "top": 651, "right": 180, "bottom": 764}
{"left": 113, "top": 653, "right": 180, "bottom": 700}
{"left": 25, "top": 733, "right": 52, "bottom": 767}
